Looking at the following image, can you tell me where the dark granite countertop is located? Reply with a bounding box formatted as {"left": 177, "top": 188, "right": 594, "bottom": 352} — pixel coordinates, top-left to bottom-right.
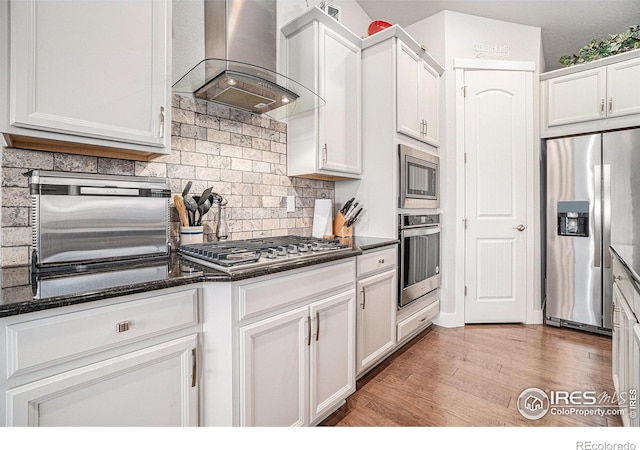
{"left": 351, "top": 236, "right": 400, "bottom": 252}
{"left": 0, "top": 245, "right": 362, "bottom": 318}
{"left": 610, "top": 244, "right": 640, "bottom": 291}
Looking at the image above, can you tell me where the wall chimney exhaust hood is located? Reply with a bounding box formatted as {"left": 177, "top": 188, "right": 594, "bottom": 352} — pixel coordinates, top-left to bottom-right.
{"left": 172, "top": 0, "right": 323, "bottom": 120}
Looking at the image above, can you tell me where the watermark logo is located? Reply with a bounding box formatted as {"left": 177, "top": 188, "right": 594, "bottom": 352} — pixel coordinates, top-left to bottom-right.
{"left": 517, "top": 387, "right": 633, "bottom": 420}
{"left": 517, "top": 387, "right": 550, "bottom": 420}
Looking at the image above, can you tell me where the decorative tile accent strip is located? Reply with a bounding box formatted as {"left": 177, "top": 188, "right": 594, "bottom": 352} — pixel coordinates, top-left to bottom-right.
{"left": 0, "top": 94, "right": 334, "bottom": 267}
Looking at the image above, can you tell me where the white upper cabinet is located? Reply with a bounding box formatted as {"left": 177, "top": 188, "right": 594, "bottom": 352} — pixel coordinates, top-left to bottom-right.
{"left": 282, "top": 8, "right": 362, "bottom": 180}
{"left": 396, "top": 41, "right": 440, "bottom": 147}
{"left": 1, "top": 0, "right": 171, "bottom": 159}
{"left": 546, "top": 67, "right": 606, "bottom": 127}
{"left": 607, "top": 58, "right": 640, "bottom": 118}
{"left": 541, "top": 49, "right": 640, "bottom": 138}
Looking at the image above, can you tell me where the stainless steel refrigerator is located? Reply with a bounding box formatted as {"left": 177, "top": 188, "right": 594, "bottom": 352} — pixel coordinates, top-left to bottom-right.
{"left": 546, "top": 128, "right": 640, "bottom": 334}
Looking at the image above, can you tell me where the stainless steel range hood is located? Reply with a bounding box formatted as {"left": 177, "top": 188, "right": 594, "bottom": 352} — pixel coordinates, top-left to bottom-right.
{"left": 172, "top": 0, "right": 323, "bottom": 120}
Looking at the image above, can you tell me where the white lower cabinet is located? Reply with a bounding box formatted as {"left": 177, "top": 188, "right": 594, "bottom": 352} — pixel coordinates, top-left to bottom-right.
{"left": 0, "top": 286, "right": 201, "bottom": 426}
{"left": 239, "top": 306, "right": 309, "bottom": 427}
{"left": 238, "top": 290, "right": 356, "bottom": 426}
{"left": 611, "top": 254, "right": 640, "bottom": 427}
{"left": 6, "top": 334, "right": 198, "bottom": 427}
{"left": 356, "top": 269, "right": 397, "bottom": 376}
{"left": 201, "top": 258, "right": 357, "bottom": 426}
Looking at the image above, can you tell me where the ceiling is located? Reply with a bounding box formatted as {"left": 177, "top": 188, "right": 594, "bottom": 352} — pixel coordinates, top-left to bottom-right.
{"left": 354, "top": 0, "right": 640, "bottom": 71}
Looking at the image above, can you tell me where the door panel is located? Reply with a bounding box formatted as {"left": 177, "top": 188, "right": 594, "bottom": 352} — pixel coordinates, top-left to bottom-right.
{"left": 464, "top": 70, "right": 528, "bottom": 323}
{"left": 309, "top": 290, "right": 355, "bottom": 423}
{"left": 239, "top": 306, "right": 309, "bottom": 427}
{"left": 7, "top": 335, "right": 198, "bottom": 426}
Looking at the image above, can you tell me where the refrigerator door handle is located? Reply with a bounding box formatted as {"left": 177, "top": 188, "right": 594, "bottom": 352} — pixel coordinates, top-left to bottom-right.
{"left": 603, "top": 164, "right": 612, "bottom": 268}
{"left": 594, "top": 165, "right": 602, "bottom": 268}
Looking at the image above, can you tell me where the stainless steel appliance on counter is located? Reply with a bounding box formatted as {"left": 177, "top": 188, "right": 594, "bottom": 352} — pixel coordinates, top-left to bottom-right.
{"left": 546, "top": 128, "right": 640, "bottom": 334}
{"left": 29, "top": 171, "right": 172, "bottom": 298}
{"left": 399, "top": 144, "right": 439, "bottom": 209}
{"left": 398, "top": 213, "right": 440, "bottom": 308}
{"left": 179, "top": 236, "right": 353, "bottom": 273}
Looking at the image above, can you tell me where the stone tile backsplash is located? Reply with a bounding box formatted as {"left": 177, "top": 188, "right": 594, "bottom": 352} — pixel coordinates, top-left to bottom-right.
{"left": 0, "top": 94, "right": 334, "bottom": 266}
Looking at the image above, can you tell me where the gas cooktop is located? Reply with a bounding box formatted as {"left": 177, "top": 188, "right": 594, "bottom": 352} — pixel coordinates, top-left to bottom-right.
{"left": 178, "top": 236, "right": 352, "bottom": 273}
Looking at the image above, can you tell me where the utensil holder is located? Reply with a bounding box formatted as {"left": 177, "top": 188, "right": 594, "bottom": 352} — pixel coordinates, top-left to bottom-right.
{"left": 180, "top": 226, "right": 204, "bottom": 245}
{"left": 333, "top": 212, "right": 352, "bottom": 238}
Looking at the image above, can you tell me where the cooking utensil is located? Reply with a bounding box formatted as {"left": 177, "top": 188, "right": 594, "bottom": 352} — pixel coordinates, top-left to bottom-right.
{"left": 197, "top": 197, "right": 212, "bottom": 226}
{"left": 195, "top": 187, "right": 213, "bottom": 225}
{"left": 345, "top": 201, "right": 359, "bottom": 220}
{"left": 182, "top": 180, "right": 192, "bottom": 197}
{"left": 173, "top": 195, "right": 189, "bottom": 227}
{"left": 347, "top": 207, "right": 363, "bottom": 227}
{"left": 183, "top": 194, "right": 198, "bottom": 226}
{"left": 341, "top": 198, "right": 354, "bottom": 215}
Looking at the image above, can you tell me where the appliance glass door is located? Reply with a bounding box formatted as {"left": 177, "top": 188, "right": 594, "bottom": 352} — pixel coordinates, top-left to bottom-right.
{"left": 406, "top": 155, "right": 437, "bottom": 200}
{"left": 400, "top": 227, "right": 440, "bottom": 307}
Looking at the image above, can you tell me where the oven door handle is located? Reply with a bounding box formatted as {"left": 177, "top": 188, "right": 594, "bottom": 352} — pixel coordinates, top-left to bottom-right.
{"left": 401, "top": 227, "right": 441, "bottom": 238}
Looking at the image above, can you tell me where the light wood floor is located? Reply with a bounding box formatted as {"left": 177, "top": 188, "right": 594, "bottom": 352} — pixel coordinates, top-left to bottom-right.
{"left": 322, "top": 324, "right": 622, "bottom": 426}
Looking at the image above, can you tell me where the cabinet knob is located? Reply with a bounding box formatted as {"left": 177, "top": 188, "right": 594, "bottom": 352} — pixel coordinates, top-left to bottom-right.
{"left": 378, "top": 258, "right": 385, "bottom": 264}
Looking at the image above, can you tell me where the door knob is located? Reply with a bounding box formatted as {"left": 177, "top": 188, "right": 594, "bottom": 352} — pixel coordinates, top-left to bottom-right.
{"left": 513, "top": 224, "right": 526, "bottom": 232}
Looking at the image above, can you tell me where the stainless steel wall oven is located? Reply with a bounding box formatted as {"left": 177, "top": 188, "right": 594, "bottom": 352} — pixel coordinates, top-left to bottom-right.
{"left": 399, "top": 144, "right": 439, "bottom": 209}
{"left": 398, "top": 213, "right": 440, "bottom": 308}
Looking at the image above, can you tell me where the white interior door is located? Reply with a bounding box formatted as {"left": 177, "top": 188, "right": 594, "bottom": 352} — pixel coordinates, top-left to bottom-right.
{"left": 464, "top": 70, "right": 528, "bottom": 323}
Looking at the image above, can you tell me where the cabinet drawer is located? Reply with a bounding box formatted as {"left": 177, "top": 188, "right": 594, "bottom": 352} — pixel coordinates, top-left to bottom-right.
{"left": 613, "top": 257, "right": 634, "bottom": 303}
{"left": 5, "top": 288, "right": 199, "bottom": 378}
{"left": 397, "top": 300, "right": 439, "bottom": 343}
{"left": 238, "top": 259, "right": 356, "bottom": 321}
{"left": 357, "top": 246, "right": 397, "bottom": 278}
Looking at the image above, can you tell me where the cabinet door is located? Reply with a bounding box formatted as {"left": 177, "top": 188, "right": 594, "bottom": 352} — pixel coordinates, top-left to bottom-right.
{"left": 9, "top": 0, "right": 168, "bottom": 148}
{"left": 239, "top": 306, "right": 309, "bottom": 427}
{"left": 318, "top": 25, "right": 361, "bottom": 174}
{"left": 546, "top": 67, "right": 606, "bottom": 126}
{"left": 6, "top": 334, "right": 198, "bottom": 426}
{"left": 607, "top": 58, "right": 640, "bottom": 118}
{"left": 420, "top": 61, "right": 440, "bottom": 147}
{"left": 612, "top": 284, "right": 622, "bottom": 393}
{"left": 309, "top": 290, "right": 356, "bottom": 424}
{"left": 396, "top": 42, "right": 421, "bottom": 140}
{"left": 356, "top": 270, "right": 397, "bottom": 375}
{"left": 620, "top": 296, "right": 636, "bottom": 424}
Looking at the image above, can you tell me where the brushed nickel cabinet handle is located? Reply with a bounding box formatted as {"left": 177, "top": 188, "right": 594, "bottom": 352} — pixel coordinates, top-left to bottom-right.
{"left": 361, "top": 288, "right": 366, "bottom": 309}
{"left": 600, "top": 99, "right": 605, "bottom": 114}
{"left": 159, "top": 106, "right": 165, "bottom": 138}
{"left": 378, "top": 258, "right": 385, "bottom": 264}
{"left": 116, "top": 321, "right": 131, "bottom": 333}
{"left": 191, "top": 348, "right": 197, "bottom": 387}
{"left": 307, "top": 316, "right": 311, "bottom": 346}
{"left": 609, "top": 97, "right": 613, "bottom": 113}
{"left": 322, "top": 144, "right": 327, "bottom": 164}
{"left": 315, "top": 311, "right": 320, "bottom": 341}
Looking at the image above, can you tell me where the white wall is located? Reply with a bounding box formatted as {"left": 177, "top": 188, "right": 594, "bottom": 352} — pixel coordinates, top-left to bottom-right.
{"left": 407, "top": 11, "right": 544, "bottom": 325}
{"left": 278, "top": 0, "right": 371, "bottom": 38}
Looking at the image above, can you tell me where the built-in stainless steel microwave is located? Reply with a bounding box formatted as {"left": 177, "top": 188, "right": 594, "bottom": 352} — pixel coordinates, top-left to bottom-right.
{"left": 399, "top": 144, "right": 439, "bottom": 209}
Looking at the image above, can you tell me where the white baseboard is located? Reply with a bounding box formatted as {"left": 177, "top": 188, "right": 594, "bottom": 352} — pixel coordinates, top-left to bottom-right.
{"left": 434, "top": 309, "right": 543, "bottom": 327}
{"left": 528, "top": 309, "right": 544, "bottom": 324}
{"left": 433, "top": 312, "right": 464, "bottom": 328}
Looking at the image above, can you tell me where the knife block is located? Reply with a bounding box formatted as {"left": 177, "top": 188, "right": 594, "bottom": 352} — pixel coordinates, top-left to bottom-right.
{"left": 333, "top": 212, "right": 352, "bottom": 238}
